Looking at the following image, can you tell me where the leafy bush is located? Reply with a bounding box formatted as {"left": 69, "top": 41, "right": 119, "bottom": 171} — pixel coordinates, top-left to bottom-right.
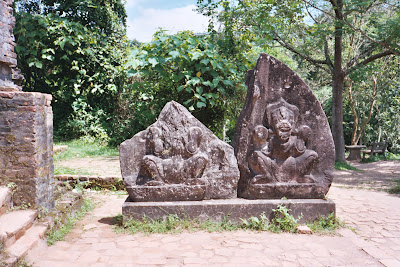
{"left": 241, "top": 212, "right": 269, "bottom": 231}
{"left": 112, "top": 30, "right": 249, "bottom": 145}
{"left": 269, "top": 205, "right": 301, "bottom": 233}
{"left": 15, "top": 0, "right": 129, "bottom": 142}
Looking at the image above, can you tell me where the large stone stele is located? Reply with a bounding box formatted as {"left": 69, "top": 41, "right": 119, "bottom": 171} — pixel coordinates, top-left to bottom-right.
{"left": 233, "top": 53, "right": 335, "bottom": 199}
{"left": 120, "top": 101, "right": 240, "bottom": 202}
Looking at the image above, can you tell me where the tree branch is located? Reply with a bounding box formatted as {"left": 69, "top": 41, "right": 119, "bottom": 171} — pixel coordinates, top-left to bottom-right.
{"left": 346, "top": 78, "right": 358, "bottom": 145}
{"left": 272, "top": 30, "right": 330, "bottom": 73}
{"left": 305, "top": 3, "right": 320, "bottom": 24}
{"left": 345, "top": 50, "right": 394, "bottom": 76}
{"left": 324, "top": 37, "right": 334, "bottom": 72}
{"left": 328, "top": 0, "right": 341, "bottom": 18}
{"left": 344, "top": 44, "right": 376, "bottom": 72}
{"left": 301, "top": 0, "right": 399, "bottom": 57}
{"left": 355, "top": 76, "right": 377, "bottom": 144}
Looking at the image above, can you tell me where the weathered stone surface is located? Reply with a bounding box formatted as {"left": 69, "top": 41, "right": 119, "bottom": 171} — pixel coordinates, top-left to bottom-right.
{"left": 233, "top": 53, "right": 335, "bottom": 199}
{"left": 0, "top": 209, "right": 37, "bottom": 247}
{"left": 297, "top": 225, "right": 312, "bottom": 234}
{"left": 122, "top": 197, "right": 336, "bottom": 224}
{"left": 7, "top": 224, "right": 47, "bottom": 258}
{"left": 0, "top": 0, "right": 23, "bottom": 90}
{"left": 120, "top": 101, "right": 239, "bottom": 201}
{"left": 0, "top": 92, "right": 55, "bottom": 210}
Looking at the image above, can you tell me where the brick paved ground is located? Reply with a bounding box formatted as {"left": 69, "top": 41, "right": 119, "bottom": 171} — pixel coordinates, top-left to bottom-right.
{"left": 26, "top": 162, "right": 400, "bottom": 267}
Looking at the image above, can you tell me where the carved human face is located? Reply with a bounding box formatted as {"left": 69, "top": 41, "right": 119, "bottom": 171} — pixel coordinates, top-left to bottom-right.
{"left": 271, "top": 107, "right": 294, "bottom": 142}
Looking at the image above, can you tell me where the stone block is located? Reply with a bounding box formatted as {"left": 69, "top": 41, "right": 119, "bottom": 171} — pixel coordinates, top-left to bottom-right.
{"left": 0, "top": 0, "right": 22, "bottom": 89}
{"left": 233, "top": 53, "right": 334, "bottom": 199}
{"left": 120, "top": 101, "right": 239, "bottom": 202}
{"left": 0, "top": 91, "right": 55, "bottom": 210}
{"left": 122, "top": 197, "right": 335, "bottom": 224}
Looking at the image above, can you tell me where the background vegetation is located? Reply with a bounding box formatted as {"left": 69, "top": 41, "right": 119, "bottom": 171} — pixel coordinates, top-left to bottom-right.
{"left": 13, "top": 0, "right": 400, "bottom": 156}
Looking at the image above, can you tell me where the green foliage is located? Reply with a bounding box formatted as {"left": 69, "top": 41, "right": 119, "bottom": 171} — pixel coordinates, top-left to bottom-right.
{"left": 15, "top": 0, "right": 129, "bottom": 141}
{"left": 307, "top": 213, "right": 344, "bottom": 234}
{"left": 115, "top": 30, "right": 249, "bottom": 144}
{"left": 54, "top": 166, "right": 94, "bottom": 175}
{"left": 116, "top": 214, "right": 240, "bottom": 234}
{"left": 47, "top": 198, "right": 94, "bottom": 245}
{"left": 198, "top": 0, "right": 400, "bottom": 160}
{"left": 116, "top": 206, "right": 328, "bottom": 235}
{"left": 268, "top": 205, "right": 301, "bottom": 233}
{"left": 334, "top": 161, "right": 362, "bottom": 171}
{"left": 388, "top": 179, "right": 400, "bottom": 194}
{"left": 53, "top": 138, "right": 118, "bottom": 162}
{"left": 241, "top": 212, "right": 269, "bottom": 231}
{"left": 362, "top": 152, "right": 400, "bottom": 163}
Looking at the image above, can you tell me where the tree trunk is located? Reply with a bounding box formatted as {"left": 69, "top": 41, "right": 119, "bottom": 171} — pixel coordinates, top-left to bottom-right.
{"left": 346, "top": 78, "right": 359, "bottom": 145}
{"left": 332, "top": 71, "right": 346, "bottom": 161}
{"left": 332, "top": 0, "right": 346, "bottom": 162}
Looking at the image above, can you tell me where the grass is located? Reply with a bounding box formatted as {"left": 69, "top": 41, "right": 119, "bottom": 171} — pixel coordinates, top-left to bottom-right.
{"left": 113, "top": 214, "right": 240, "bottom": 234}
{"left": 307, "top": 213, "right": 345, "bottom": 234}
{"left": 46, "top": 198, "right": 95, "bottom": 245}
{"left": 54, "top": 137, "right": 118, "bottom": 162}
{"left": 388, "top": 179, "right": 400, "bottom": 195}
{"left": 361, "top": 152, "right": 400, "bottom": 163}
{"left": 113, "top": 205, "right": 343, "bottom": 235}
{"left": 334, "top": 161, "right": 362, "bottom": 171}
{"left": 54, "top": 166, "right": 94, "bottom": 175}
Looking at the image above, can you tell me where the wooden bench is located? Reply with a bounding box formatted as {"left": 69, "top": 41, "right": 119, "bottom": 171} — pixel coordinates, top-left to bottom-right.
{"left": 361, "top": 141, "right": 388, "bottom": 159}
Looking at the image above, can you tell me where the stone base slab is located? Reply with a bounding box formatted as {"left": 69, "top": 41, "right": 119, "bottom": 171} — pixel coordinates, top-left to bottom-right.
{"left": 122, "top": 198, "right": 335, "bottom": 224}
{"left": 126, "top": 185, "right": 207, "bottom": 202}
{"left": 239, "top": 183, "right": 327, "bottom": 199}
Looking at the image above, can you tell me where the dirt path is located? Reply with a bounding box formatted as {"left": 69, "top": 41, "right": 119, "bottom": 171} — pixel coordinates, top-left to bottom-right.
{"left": 56, "top": 156, "right": 400, "bottom": 191}
{"left": 333, "top": 160, "right": 400, "bottom": 190}
{"left": 56, "top": 156, "right": 121, "bottom": 177}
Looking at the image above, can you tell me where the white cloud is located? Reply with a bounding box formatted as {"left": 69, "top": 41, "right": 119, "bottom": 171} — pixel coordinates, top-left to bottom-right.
{"left": 127, "top": 5, "right": 209, "bottom": 42}
{"left": 125, "top": 0, "right": 146, "bottom": 8}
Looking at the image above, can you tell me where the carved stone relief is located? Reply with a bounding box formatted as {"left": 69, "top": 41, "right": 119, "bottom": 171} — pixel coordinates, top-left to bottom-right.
{"left": 248, "top": 98, "right": 318, "bottom": 184}
{"left": 233, "top": 54, "right": 335, "bottom": 199}
{"left": 120, "top": 101, "right": 240, "bottom": 202}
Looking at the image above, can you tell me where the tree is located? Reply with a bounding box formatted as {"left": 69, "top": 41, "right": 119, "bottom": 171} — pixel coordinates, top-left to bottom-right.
{"left": 197, "top": 0, "right": 400, "bottom": 161}
{"left": 14, "top": 0, "right": 129, "bottom": 142}
{"left": 124, "top": 31, "right": 249, "bottom": 142}
{"left": 363, "top": 55, "right": 400, "bottom": 152}
{"left": 345, "top": 56, "right": 394, "bottom": 145}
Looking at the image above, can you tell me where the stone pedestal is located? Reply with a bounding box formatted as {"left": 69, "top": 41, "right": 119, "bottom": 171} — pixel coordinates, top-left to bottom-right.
{"left": 0, "top": 91, "right": 55, "bottom": 210}
{"left": 122, "top": 198, "right": 335, "bottom": 224}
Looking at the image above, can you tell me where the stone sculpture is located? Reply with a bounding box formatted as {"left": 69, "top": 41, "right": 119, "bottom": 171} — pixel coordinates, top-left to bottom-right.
{"left": 120, "top": 101, "right": 239, "bottom": 202}
{"left": 233, "top": 53, "right": 335, "bottom": 199}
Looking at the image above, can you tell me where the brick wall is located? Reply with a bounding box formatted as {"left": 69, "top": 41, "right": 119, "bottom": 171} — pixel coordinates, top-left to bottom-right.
{"left": 0, "top": 0, "right": 55, "bottom": 210}
{"left": 0, "top": 91, "right": 55, "bottom": 210}
{"left": 0, "top": 0, "right": 22, "bottom": 90}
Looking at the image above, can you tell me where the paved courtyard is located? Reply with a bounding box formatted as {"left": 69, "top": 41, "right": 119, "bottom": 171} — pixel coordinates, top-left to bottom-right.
{"left": 26, "top": 161, "right": 400, "bottom": 267}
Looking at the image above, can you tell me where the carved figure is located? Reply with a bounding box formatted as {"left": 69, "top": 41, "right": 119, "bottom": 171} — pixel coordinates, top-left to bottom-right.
{"left": 248, "top": 98, "right": 318, "bottom": 184}
{"left": 120, "top": 101, "right": 240, "bottom": 201}
{"left": 141, "top": 126, "right": 208, "bottom": 185}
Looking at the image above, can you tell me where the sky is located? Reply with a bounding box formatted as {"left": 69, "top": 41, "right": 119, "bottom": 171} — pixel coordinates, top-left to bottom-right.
{"left": 125, "top": 0, "right": 210, "bottom": 42}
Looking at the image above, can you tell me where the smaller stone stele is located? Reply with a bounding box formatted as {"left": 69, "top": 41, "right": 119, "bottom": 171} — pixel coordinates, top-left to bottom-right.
{"left": 119, "top": 101, "right": 240, "bottom": 202}
{"left": 233, "top": 53, "right": 335, "bottom": 199}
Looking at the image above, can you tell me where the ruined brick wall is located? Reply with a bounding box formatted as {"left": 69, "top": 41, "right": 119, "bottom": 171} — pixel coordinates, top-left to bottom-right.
{"left": 0, "top": 0, "right": 55, "bottom": 210}
{"left": 0, "top": 91, "right": 55, "bottom": 210}
{"left": 0, "top": 0, "right": 22, "bottom": 90}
